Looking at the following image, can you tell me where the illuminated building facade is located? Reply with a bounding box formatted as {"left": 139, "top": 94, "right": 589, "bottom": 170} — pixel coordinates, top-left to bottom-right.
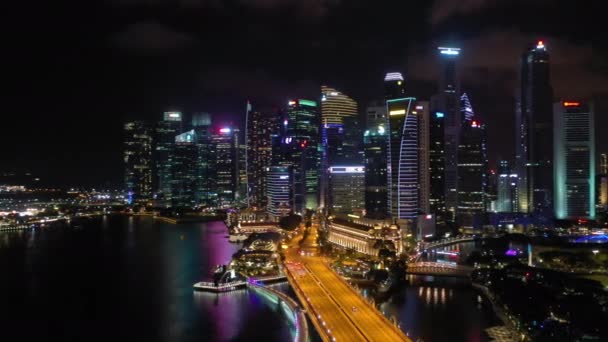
{"left": 416, "top": 101, "right": 430, "bottom": 215}
{"left": 327, "top": 217, "right": 402, "bottom": 256}
{"left": 515, "top": 41, "right": 554, "bottom": 215}
{"left": 246, "top": 108, "right": 275, "bottom": 208}
{"left": 171, "top": 130, "right": 198, "bottom": 207}
{"left": 385, "top": 72, "right": 418, "bottom": 219}
{"left": 211, "top": 127, "right": 238, "bottom": 207}
{"left": 429, "top": 104, "right": 446, "bottom": 221}
{"left": 328, "top": 166, "right": 365, "bottom": 215}
{"left": 155, "top": 111, "right": 182, "bottom": 204}
{"left": 364, "top": 124, "right": 388, "bottom": 218}
{"left": 192, "top": 112, "right": 215, "bottom": 207}
{"left": 320, "top": 87, "right": 358, "bottom": 210}
{"left": 433, "top": 47, "right": 461, "bottom": 221}
{"left": 554, "top": 101, "right": 595, "bottom": 220}
{"left": 124, "top": 121, "right": 153, "bottom": 203}
{"left": 457, "top": 95, "right": 487, "bottom": 226}
{"left": 366, "top": 101, "right": 387, "bottom": 130}
{"left": 599, "top": 153, "right": 608, "bottom": 209}
{"left": 497, "top": 160, "right": 519, "bottom": 213}
{"left": 266, "top": 166, "right": 293, "bottom": 221}
{"left": 286, "top": 99, "right": 320, "bottom": 213}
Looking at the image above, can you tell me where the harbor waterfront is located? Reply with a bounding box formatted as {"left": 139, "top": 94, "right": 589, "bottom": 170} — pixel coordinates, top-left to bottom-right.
{"left": 0, "top": 216, "right": 502, "bottom": 341}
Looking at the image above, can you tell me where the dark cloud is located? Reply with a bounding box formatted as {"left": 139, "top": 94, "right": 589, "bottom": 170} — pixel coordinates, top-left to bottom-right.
{"left": 430, "top": 0, "right": 548, "bottom": 25}
{"left": 110, "top": 20, "right": 199, "bottom": 53}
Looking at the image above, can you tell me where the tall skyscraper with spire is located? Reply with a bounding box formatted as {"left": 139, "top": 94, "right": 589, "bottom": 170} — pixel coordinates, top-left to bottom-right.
{"left": 514, "top": 40, "right": 554, "bottom": 216}
{"left": 431, "top": 47, "right": 461, "bottom": 221}
{"left": 385, "top": 72, "right": 418, "bottom": 219}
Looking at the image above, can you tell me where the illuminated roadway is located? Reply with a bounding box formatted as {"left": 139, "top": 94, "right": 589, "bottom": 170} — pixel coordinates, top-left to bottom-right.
{"left": 283, "top": 220, "right": 410, "bottom": 342}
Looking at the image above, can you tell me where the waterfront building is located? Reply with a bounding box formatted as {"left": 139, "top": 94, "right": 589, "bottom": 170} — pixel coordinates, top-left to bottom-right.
{"left": 497, "top": 160, "right": 519, "bottom": 213}
{"left": 171, "top": 130, "right": 198, "bottom": 207}
{"left": 286, "top": 99, "right": 320, "bottom": 213}
{"left": 363, "top": 124, "right": 388, "bottom": 218}
{"left": 155, "top": 111, "right": 182, "bottom": 205}
{"left": 554, "top": 101, "right": 596, "bottom": 220}
{"left": 266, "top": 166, "right": 293, "bottom": 221}
{"left": 123, "top": 121, "right": 153, "bottom": 203}
{"left": 385, "top": 72, "right": 418, "bottom": 220}
{"left": 432, "top": 47, "right": 461, "bottom": 221}
{"left": 514, "top": 41, "right": 554, "bottom": 215}
{"left": 326, "top": 216, "right": 402, "bottom": 256}
{"left": 328, "top": 166, "right": 365, "bottom": 215}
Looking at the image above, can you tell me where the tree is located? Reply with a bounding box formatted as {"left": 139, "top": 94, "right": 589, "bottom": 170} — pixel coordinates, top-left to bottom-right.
{"left": 279, "top": 213, "right": 302, "bottom": 231}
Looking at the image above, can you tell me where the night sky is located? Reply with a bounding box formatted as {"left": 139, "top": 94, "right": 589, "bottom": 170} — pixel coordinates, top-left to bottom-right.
{"left": 4, "top": 0, "right": 608, "bottom": 187}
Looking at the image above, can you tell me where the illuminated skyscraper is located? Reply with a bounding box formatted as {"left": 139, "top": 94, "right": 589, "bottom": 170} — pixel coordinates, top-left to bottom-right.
{"left": 416, "top": 101, "right": 430, "bottom": 215}
{"left": 366, "top": 101, "right": 387, "bottom": 130}
{"left": 364, "top": 124, "right": 388, "bottom": 218}
{"left": 457, "top": 95, "right": 487, "bottom": 227}
{"left": 601, "top": 153, "right": 608, "bottom": 175}
{"left": 124, "top": 121, "right": 153, "bottom": 203}
{"left": 599, "top": 153, "right": 608, "bottom": 209}
{"left": 320, "top": 87, "right": 358, "bottom": 210}
{"left": 328, "top": 166, "right": 365, "bottom": 215}
{"left": 171, "top": 130, "right": 198, "bottom": 207}
{"left": 155, "top": 111, "right": 182, "bottom": 205}
{"left": 457, "top": 120, "right": 487, "bottom": 226}
{"left": 286, "top": 99, "right": 320, "bottom": 213}
{"left": 515, "top": 41, "right": 554, "bottom": 215}
{"left": 385, "top": 72, "right": 418, "bottom": 219}
{"left": 497, "top": 160, "right": 519, "bottom": 213}
{"left": 430, "top": 47, "right": 461, "bottom": 221}
{"left": 246, "top": 107, "right": 274, "bottom": 208}
{"left": 429, "top": 104, "right": 446, "bottom": 221}
{"left": 211, "top": 127, "right": 238, "bottom": 207}
{"left": 554, "top": 101, "right": 595, "bottom": 220}
{"left": 266, "top": 166, "right": 293, "bottom": 221}
{"left": 192, "top": 112, "right": 215, "bottom": 207}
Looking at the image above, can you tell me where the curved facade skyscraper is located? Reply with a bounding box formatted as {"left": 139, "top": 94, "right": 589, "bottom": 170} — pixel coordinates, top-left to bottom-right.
{"left": 321, "top": 86, "right": 357, "bottom": 125}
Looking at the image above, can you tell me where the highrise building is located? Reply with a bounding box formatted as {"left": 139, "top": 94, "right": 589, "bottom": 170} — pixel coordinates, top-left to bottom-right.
{"left": 320, "top": 87, "right": 358, "bottom": 210}
{"left": 599, "top": 153, "right": 608, "bottom": 210}
{"left": 366, "top": 101, "right": 387, "bottom": 130}
{"left": 554, "top": 101, "right": 596, "bottom": 220}
{"left": 266, "top": 166, "right": 293, "bottom": 221}
{"left": 385, "top": 72, "right": 418, "bottom": 219}
{"left": 457, "top": 95, "right": 487, "bottom": 226}
{"left": 192, "top": 112, "right": 215, "bottom": 207}
{"left": 211, "top": 127, "right": 238, "bottom": 208}
{"left": 432, "top": 47, "right": 461, "bottom": 221}
{"left": 286, "top": 99, "right": 320, "bottom": 213}
{"left": 363, "top": 124, "right": 388, "bottom": 218}
{"left": 246, "top": 108, "right": 274, "bottom": 208}
{"left": 415, "top": 101, "right": 430, "bottom": 215}
{"left": 155, "top": 111, "right": 182, "bottom": 205}
{"left": 429, "top": 105, "right": 446, "bottom": 221}
{"left": 171, "top": 130, "right": 198, "bottom": 207}
{"left": 515, "top": 41, "right": 554, "bottom": 215}
{"left": 601, "top": 153, "right": 608, "bottom": 175}
{"left": 497, "top": 160, "right": 519, "bottom": 213}
{"left": 124, "top": 121, "right": 153, "bottom": 203}
{"left": 328, "top": 166, "right": 365, "bottom": 215}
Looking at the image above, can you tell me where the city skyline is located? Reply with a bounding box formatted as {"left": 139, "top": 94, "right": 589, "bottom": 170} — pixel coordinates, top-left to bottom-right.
{"left": 4, "top": 1, "right": 608, "bottom": 187}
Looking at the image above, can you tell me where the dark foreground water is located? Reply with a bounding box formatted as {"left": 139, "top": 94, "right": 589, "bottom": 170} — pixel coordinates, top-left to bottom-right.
{"left": 0, "top": 216, "right": 292, "bottom": 342}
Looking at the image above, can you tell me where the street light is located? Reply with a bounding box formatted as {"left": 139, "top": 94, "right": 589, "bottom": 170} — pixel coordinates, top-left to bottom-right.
{"left": 592, "top": 250, "right": 599, "bottom": 255}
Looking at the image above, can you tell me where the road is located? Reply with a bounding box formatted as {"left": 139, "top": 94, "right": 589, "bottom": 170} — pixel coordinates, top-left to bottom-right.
{"left": 283, "top": 220, "right": 410, "bottom": 342}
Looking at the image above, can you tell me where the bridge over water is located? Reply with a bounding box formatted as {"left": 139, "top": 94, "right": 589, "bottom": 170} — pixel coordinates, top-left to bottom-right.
{"left": 406, "top": 262, "right": 474, "bottom": 278}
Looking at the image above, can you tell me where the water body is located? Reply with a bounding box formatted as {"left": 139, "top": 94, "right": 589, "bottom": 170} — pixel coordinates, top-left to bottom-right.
{"left": 0, "top": 216, "right": 292, "bottom": 342}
